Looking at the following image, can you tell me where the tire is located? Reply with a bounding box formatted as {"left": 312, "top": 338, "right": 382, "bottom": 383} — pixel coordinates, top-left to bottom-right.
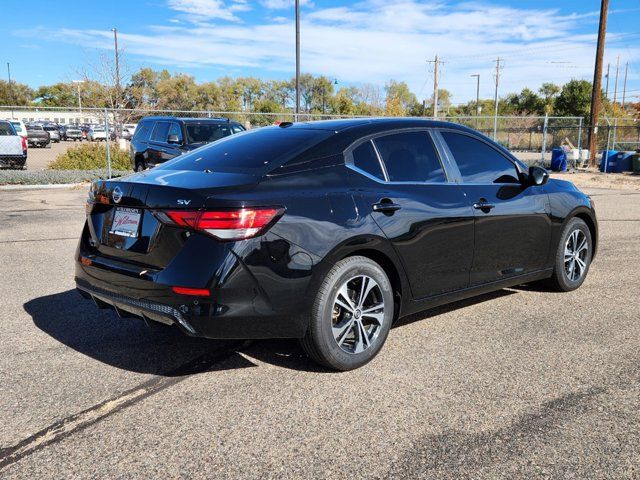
{"left": 301, "top": 256, "right": 394, "bottom": 371}
{"left": 545, "top": 217, "right": 592, "bottom": 292}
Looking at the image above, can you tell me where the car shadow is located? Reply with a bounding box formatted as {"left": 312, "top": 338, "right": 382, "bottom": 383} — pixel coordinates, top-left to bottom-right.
{"left": 26, "top": 288, "right": 520, "bottom": 375}
{"left": 24, "top": 289, "right": 256, "bottom": 376}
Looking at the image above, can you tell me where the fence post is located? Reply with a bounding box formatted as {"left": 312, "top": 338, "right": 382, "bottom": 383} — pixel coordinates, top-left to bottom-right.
{"left": 577, "top": 117, "right": 583, "bottom": 168}
{"left": 611, "top": 118, "right": 618, "bottom": 151}
{"left": 540, "top": 113, "right": 548, "bottom": 166}
{"left": 104, "top": 108, "right": 112, "bottom": 179}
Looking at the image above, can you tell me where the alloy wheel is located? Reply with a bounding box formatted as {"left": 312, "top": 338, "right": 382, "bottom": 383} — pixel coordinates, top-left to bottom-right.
{"left": 331, "top": 275, "right": 385, "bottom": 354}
{"left": 564, "top": 229, "right": 588, "bottom": 282}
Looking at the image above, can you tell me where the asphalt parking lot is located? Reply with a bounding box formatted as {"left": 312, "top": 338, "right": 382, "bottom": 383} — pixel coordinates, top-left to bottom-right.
{"left": 0, "top": 185, "right": 638, "bottom": 478}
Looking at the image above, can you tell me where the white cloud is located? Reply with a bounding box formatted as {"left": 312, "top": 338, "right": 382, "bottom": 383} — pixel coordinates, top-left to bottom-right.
{"left": 260, "top": 0, "right": 313, "bottom": 10}
{"left": 167, "top": 0, "right": 251, "bottom": 22}
{"left": 17, "top": 0, "right": 639, "bottom": 102}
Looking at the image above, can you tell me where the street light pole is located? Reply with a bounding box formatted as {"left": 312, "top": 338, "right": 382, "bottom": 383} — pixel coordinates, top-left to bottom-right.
{"left": 294, "top": 0, "right": 300, "bottom": 122}
{"left": 73, "top": 80, "right": 84, "bottom": 114}
{"left": 471, "top": 74, "right": 480, "bottom": 128}
{"left": 112, "top": 28, "right": 120, "bottom": 106}
{"left": 6, "top": 62, "right": 14, "bottom": 119}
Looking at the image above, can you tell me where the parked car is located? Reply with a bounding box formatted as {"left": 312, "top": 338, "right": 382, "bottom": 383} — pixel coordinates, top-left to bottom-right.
{"left": 8, "top": 120, "right": 27, "bottom": 140}
{"left": 129, "top": 116, "right": 245, "bottom": 171}
{"left": 121, "top": 123, "right": 137, "bottom": 140}
{"left": 25, "top": 124, "right": 50, "bottom": 148}
{"left": 62, "top": 125, "right": 83, "bottom": 141}
{"left": 43, "top": 123, "right": 61, "bottom": 143}
{"left": 76, "top": 118, "right": 598, "bottom": 371}
{"left": 88, "top": 126, "right": 107, "bottom": 142}
{"left": 0, "top": 120, "right": 27, "bottom": 169}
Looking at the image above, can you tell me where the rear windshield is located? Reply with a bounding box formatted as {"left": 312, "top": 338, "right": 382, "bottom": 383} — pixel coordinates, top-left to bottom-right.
{"left": 158, "top": 127, "right": 334, "bottom": 173}
{"left": 27, "top": 125, "right": 43, "bottom": 131}
{"left": 0, "top": 122, "right": 16, "bottom": 136}
{"left": 43, "top": 125, "right": 57, "bottom": 131}
{"left": 10, "top": 122, "right": 22, "bottom": 133}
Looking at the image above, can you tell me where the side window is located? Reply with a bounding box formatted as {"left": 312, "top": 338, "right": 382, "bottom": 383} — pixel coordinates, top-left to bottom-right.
{"left": 133, "top": 122, "right": 152, "bottom": 142}
{"left": 373, "top": 131, "right": 446, "bottom": 182}
{"left": 441, "top": 131, "right": 519, "bottom": 183}
{"left": 168, "top": 122, "right": 183, "bottom": 142}
{"left": 151, "top": 121, "right": 170, "bottom": 142}
{"left": 351, "top": 140, "right": 385, "bottom": 180}
{"left": 231, "top": 125, "right": 244, "bottom": 134}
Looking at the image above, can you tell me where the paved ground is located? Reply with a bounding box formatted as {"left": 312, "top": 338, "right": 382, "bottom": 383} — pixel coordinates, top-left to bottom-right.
{"left": 0, "top": 185, "right": 638, "bottom": 479}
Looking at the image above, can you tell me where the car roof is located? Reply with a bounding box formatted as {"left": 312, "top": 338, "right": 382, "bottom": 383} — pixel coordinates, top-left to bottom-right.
{"left": 140, "top": 116, "right": 240, "bottom": 124}
{"left": 286, "top": 117, "right": 475, "bottom": 133}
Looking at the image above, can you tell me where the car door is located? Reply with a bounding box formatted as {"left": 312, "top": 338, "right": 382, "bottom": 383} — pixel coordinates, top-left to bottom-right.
{"left": 349, "top": 129, "right": 475, "bottom": 299}
{"left": 437, "top": 129, "right": 551, "bottom": 286}
{"left": 147, "top": 121, "right": 171, "bottom": 166}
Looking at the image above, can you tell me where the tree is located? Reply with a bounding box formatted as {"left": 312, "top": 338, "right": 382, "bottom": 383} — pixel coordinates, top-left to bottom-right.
{"left": 155, "top": 74, "right": 199, "bottom": 111}
{"left": 384, "top": 80, "right": 417, "bottom": 116}
{"left": 505, "top": 88, "right": 544, "bottom": 115}
{"left": 539, "top": 82, "right": 561, "bottom": 114}
{"left": 34, "top": 83, "right": 77, "bottom": 107}
{"left": 555, "top": 80, "right": 593, "bottom": 118}
{"left": 331, "top": 87, "right": 356, "bottom": 116}
{"left": 311, "top": 76, "right": 335, "bottom": 114}
{"left": 0, "top": 80, "right": 33, "bottom": 105}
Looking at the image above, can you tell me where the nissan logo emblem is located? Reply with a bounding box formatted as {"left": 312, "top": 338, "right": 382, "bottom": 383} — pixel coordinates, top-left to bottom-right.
{"left": 112, "top": 186, "right": 123, "bottom": 204}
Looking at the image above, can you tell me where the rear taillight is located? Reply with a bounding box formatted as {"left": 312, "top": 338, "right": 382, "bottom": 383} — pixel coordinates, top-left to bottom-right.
{"left": 21, "top": 136, "right": 27, "bottom": 151}
{"left": 156, "top": 207, "right": 284, "bottom": 241}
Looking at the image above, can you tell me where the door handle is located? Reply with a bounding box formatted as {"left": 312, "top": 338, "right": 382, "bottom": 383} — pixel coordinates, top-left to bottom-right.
{"left": 372, "top": 199, "right": 402, "bottom": 214}
{"left": 473, "top": 199, "right": 495, "bottom": 212}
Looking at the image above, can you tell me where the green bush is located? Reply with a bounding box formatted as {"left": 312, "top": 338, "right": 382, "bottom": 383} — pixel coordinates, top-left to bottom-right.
{"left": 0, "top": 169, "right": 129, "bottom": 185}
{"left": 49, "top": 143, "right": 131, "bottom": 170}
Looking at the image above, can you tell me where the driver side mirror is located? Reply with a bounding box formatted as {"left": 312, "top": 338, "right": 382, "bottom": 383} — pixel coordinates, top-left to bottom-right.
{"left": 167, "top": 134, "right": 181, "bottom": 145}
{"left": 526, "top": 166, "right": 549, "bottom": 187}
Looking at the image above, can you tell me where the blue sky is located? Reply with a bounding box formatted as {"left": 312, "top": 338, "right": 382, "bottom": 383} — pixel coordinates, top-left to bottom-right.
{"left": 2, "top": 0, "right": 640, "bottom": 104}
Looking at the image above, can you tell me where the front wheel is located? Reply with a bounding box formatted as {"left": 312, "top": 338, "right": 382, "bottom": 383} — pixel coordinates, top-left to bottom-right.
{"left": 301, "top": 256, "right": 394, "bottom": 371}
{"left": 546, "top": 217, "right": 593, "bottom": 291}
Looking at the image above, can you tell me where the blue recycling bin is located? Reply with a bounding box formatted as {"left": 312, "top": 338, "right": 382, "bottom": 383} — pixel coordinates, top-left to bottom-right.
{"left": 600, "top": 150, "right": 618, "bottom": 172}
{"left": 550, "top": 148, "right": 567, "bottom": 171}
{"left": 614, "top": 151, "right": 634, "bottom": 172}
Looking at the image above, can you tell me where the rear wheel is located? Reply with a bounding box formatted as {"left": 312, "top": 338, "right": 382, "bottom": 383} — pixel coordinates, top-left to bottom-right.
{"left": 546, "top": 217, "right": 592, "bottom": 291}
{"left": 301, "top": 256, "right": 394, "bottom": 370}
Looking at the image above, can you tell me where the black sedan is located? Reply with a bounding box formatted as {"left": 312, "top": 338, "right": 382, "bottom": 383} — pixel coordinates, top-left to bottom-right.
{"left": 76, "top": 119, "right": 597, "bottom": 370}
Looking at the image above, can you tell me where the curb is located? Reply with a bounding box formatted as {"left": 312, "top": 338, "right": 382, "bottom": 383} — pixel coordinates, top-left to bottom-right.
{"left": 0, "top": 182, "right": 88, "bottom": 191}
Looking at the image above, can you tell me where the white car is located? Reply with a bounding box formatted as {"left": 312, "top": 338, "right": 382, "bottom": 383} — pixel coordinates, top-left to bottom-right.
{"left": 8, "top": 120, "right": 27, "bottom": 140}
{"left": 121, "top": 123, "right": 137, "bottom": 140}
{"left": 0, "top": 120, "right": 27, "bottom": 169}
{"left": 89, "top": 126, "right": 109, "bottom": 141}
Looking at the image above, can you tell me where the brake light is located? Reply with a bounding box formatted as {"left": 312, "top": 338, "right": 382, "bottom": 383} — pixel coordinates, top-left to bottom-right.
{"left": 158, "top": 207, "right": 284, "bottom": 241}
{"left": 172, "top": 286, "right": 210, "bottom": 296}
{"left": 21, "top": 136, "right": 27, "bottom": 152}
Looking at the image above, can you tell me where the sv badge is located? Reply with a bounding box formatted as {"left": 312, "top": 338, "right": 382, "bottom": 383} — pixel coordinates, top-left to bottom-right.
{"left": 177, "top": 199, "right": 192, "bottom": 206}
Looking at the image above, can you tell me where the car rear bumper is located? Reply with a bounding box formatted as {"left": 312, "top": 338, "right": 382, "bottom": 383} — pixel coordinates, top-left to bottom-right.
{"left": 0, "top": 154, "right": 27, "bottom": 168}
{"left": 74, "top": 232, "right": 318, "bottom": 339}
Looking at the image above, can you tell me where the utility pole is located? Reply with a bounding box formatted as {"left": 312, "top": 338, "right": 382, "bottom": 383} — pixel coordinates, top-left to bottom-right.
{"left": 612, "top": 55, "right": 620, "bottom": 105}
{"left": 604, "top": 63, "right": 610, "bottom": 98}
{"left": 112, "top": 28, "right": 120, "bottom": 106}
{"left": 73, "top": 80, "right": 84, "bottom": 113}
{"left": 427, "top": 55, "right": 442, "bottom": 119}
{"left": 295, "top": 0, "right": 300, "bottom": 121}
{"left": 621, "top": 62, "right": 628, "bottom": 108}
{"left": 587, "top": 0, "right": 609, "bottom": 168}
{"left": 471, "top": 74, "right": 480, "bottom": 128}
{"left": 493, "top": 57, "right": 502, "bottom": 140}
{"left": 6, "top": 62, "right": 13, "bottom": 119}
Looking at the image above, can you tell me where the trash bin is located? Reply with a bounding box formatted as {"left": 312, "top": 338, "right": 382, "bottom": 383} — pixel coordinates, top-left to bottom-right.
{"left": 600, "top": 150, "right": 618, "bottom": 172}
{"left": 614, "top": 151, "right": 635, "bottom": 173}
{"left": 632, "top": 152, "right": 640, "bottom": 173}
{"left": 550, "top": 147, "right": 567, "bottom": 171}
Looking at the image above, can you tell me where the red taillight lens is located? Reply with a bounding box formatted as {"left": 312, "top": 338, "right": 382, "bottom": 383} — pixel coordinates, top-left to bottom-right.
{"left": 172, "top": 286, "right": 210, "bottom": 296}
{"left": 160, "top": 207, "right": 284, "bottom": 241}
{"left": 21, "top": 136, "right": 28, "bottom": 151}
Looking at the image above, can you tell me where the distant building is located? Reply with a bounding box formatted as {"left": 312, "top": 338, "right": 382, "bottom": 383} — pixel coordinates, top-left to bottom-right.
{"left": 0, "top": 108, "right": 108, "bottom": 125}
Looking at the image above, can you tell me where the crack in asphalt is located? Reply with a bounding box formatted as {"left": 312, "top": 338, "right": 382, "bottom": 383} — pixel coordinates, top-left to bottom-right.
{"left": 0, "top": 342, "right": 247, "bottom": 471}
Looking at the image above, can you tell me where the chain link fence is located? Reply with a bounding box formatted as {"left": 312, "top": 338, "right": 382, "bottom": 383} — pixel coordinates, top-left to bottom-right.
{"left": 2, "top": 106, "right": 637, "bottom": 173}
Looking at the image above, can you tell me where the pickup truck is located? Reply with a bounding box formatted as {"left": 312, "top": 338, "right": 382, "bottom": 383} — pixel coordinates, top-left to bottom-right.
{"left": 26, "top": 124, "right": 51, "bottom": 148}
{"left": 0, "top": 121, "right": 28, "bottom": 169}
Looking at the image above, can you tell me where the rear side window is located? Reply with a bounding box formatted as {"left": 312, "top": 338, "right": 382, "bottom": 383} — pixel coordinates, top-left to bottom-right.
{"left": 158, "top": 127, "right": 334, "bottom": 173}
{"left": 351, "top": 141, "right": 385, "bottom": 181}
{"left": 151, "top": 122, "right": 170, "bottom": 142}
{"left": 374, "top": 131, "right": 445, "bottom": 182}
{"left": 186, "top": 124, "right": 232, "bottom": 144}
{"left": 168, "top": 122, "right": 183, "bottom": 142}
{"left": 0, "top": 122, "right": 16, "bottom": 136}
{"left": 10, "top": 122, "right": 22, "bottom": 133}
{"left": 231, "top": 125, "right": 245, "bottom": 134}
{"left": 133, "top": 121, "right": 152, "bottom": 142}
{"left": 441, "top": 131, "right": 519, "bottom": 183}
